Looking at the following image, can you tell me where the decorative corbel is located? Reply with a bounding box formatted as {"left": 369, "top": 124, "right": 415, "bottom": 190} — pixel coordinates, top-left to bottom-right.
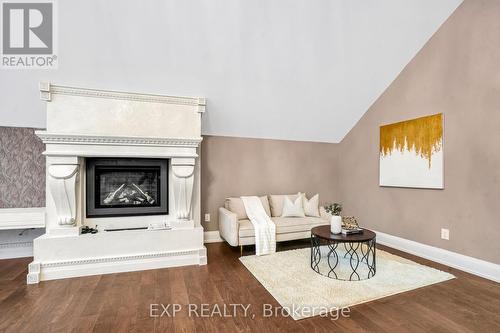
{"left": 48, "top": 164, "right": 79, "bottom": 226}
{"left": 171, "top": 158, "right": 195, "bottom": 220}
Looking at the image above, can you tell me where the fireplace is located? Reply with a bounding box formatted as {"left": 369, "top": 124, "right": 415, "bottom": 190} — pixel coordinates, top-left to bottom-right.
{"left": 30, "top": 83, "right": 206, "bottom": 284}
{"left": 86, "top": 158, "right": 168, "bottom": 218}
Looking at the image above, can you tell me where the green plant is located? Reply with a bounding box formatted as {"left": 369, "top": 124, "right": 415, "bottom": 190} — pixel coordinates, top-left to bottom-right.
{"left": 325, "top": 203, "right": 342, "bottom": 216}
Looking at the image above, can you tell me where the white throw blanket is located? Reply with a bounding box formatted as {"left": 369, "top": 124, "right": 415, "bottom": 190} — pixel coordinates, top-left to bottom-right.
{"left": 241, "top": 196, "right": 276, "bottom": 256}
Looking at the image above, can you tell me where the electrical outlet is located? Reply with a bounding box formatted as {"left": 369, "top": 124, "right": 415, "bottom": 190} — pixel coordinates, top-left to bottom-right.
{"left": 204, "top": 213, "right": 210, "bottom": 222}
{"left": 441, "top": 228, "right": 450, "bottom": 240}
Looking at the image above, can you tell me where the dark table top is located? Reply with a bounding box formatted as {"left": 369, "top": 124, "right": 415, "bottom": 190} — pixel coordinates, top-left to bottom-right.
{"left": 311, "top": 225, "right": 376, "bottom": 243}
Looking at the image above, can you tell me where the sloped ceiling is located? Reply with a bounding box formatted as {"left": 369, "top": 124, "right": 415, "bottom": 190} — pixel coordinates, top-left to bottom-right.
{"left": 0, "top": 0, "right": 462, "bottom": 142}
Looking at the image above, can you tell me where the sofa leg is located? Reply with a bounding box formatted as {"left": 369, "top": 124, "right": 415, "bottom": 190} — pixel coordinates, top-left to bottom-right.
{"left": 240, "top": 245, "right": 243, "bottom": 257}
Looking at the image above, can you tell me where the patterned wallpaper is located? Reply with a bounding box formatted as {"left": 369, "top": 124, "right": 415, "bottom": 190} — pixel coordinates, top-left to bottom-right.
{"left": 0, "top": 127, "right": 45, "bottom": 208}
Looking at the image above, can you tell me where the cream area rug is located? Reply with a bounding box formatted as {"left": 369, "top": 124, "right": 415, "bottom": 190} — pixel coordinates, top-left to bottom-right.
{"left": 239, "top": 246, "right": 454, "bottom": 320}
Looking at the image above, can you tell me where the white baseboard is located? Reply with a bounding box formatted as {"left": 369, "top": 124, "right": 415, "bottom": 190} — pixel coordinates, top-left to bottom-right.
{"left": 204, "top": 230, "right": 223, "bottom": 243}
{"left": 375, "top": 230, "right": 500, "bottom": 283}
{"left": 0, "top": 207, "right": 45, "bottom": 230}
{"left": 28, "top": 248, "right": 207, "bottom": 284}
{"left": 0, "top": 241, "right": 33, "bottom": 259}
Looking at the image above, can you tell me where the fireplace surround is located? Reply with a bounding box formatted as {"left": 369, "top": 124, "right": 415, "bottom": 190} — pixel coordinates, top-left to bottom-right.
{"left": 86, "top": 158, "right": 168, "bottom": 218}
{"left": 28, "top": 83, "right": 207, "bottom": 283}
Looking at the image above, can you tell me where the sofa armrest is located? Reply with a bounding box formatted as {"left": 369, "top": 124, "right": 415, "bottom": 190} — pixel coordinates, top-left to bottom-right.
{"left": 218, "top": 207, "right": 239, "bottom": 247}
{"left": 319, "top": 206, "right": 332, "bottom": 220}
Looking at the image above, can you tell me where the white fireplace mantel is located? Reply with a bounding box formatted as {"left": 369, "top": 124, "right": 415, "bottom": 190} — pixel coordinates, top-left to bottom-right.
{"left": 36, "top": 132, "right": 202, "bottom": 160}
{"left": 28, "top": 83, "right": 207, "bottom": 284}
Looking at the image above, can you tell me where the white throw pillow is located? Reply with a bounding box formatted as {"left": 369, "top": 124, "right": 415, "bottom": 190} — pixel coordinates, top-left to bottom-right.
{"left": 281, "top": 196, "right": 305, "bottom": 217}
{"left": 300, "top": 193, "right": 320, "bottom": 217}
{"left": 269, "top": 194, "right": 300, "bottom": 217}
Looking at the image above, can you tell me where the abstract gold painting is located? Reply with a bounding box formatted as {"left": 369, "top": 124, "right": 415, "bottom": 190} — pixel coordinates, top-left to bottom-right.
{"left": 379, "top": 113, "right": 443, "bottom": 189}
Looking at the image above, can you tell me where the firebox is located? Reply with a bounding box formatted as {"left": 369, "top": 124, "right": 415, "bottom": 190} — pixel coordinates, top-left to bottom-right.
{"left": 86, "top": 158, "right": 168, "bottom": 217}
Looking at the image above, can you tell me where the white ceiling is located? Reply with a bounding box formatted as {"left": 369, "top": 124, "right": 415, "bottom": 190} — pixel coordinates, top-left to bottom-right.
{"left": 0, "top": 0, "right": 462, "bottom": 142}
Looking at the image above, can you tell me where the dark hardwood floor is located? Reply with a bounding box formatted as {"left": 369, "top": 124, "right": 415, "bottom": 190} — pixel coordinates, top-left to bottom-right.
{"left": 1, "top": 241, "right": 499, "bottom": 333}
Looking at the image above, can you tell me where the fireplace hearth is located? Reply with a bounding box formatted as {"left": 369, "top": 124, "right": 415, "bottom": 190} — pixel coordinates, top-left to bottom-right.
{"left": 86, "top": 158, "right": 168, "bottom": 218}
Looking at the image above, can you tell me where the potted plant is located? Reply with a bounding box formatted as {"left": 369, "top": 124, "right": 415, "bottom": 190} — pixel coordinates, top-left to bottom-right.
{"left": 325, "top": 203, "right": 342, "bottom": 234}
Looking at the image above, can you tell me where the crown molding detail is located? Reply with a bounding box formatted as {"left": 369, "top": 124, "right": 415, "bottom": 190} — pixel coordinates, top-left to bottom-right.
{"left": 39, "top": 82, "right": 206, "bottom": 113}
{"left": 41, "top": 249, "right": 200, "bottom": 268}
{"left": 36, "top": 132, "right": 203, "bottom": 148}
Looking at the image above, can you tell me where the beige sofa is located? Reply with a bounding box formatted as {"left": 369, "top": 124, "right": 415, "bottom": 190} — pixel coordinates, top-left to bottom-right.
{"left": 218, "top": 194, "right": 330, "bottom": 253}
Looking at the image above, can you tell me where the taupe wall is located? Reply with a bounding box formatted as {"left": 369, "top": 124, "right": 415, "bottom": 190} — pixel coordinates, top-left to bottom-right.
{"left": 0, "top": 127, "right": 45, "bottom": 208}
{"left": 201, "top": 135, "right": 339, "bottom": 231}
{"left": 338, "top": 0, "right": 500, "bottom": 264}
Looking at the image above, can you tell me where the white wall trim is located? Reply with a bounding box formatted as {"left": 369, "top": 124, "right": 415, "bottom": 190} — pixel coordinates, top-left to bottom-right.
{"left": 0, "top": 241, "right": 33, "bottom": 259}
{"left": 375, "top": 230, "right": 500, "bottom": 283}
{"left": 36, "top": 132, "right": 203, "bottom": 148}
{"left": 204, "top": 230, "right": 223, "bottom": 243}
{"left": 0, "top": 208, "right": 45, "bottom": 230}
{"left": 39, "top": 82, "right": 206, "bottom": 112}
{"left": 27, "top": 247, "right": 207, "bottom": 284}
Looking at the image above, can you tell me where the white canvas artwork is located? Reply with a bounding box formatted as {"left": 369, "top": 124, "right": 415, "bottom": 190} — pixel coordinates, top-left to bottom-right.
{"left": 379, "top": 113, "right": 443, "bottom": 189}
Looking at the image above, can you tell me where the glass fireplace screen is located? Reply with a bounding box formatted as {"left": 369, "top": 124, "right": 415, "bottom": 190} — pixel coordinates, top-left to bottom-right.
{"left": 86, "top": 158, "right": 168, "bottom": 218}
{"left": 96, "top": 167, "right": 161, "bottom": 208}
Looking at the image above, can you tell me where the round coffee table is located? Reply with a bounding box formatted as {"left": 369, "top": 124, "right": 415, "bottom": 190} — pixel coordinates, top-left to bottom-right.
{"left": 310, "top": 225, "right": 376, "bottom": 281}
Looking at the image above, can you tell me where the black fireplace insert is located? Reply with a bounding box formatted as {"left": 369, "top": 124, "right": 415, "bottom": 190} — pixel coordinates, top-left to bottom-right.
{"left": 86, "top": 158, "right": 168, "bottom": 218}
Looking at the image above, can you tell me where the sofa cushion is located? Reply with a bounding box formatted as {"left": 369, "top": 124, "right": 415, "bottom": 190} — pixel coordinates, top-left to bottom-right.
{"left": 269, "top": 194, "right": 300, "bottom": 217}
{"left": 300, "top": 193, "right": 320, "bottom": 217}
{"left": 238, "top": 216, "right": 329, "bottom": 238}
{"left": 224, "top": 196, "right": 271, "bottom": 220}
{"left": 281, "top": 196, "right": 305, "bottom": 217}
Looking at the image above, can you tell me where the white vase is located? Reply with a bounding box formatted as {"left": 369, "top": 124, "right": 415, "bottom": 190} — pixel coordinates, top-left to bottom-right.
{"left": 330, "top": 216, "right": 342, "bottom": 234}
